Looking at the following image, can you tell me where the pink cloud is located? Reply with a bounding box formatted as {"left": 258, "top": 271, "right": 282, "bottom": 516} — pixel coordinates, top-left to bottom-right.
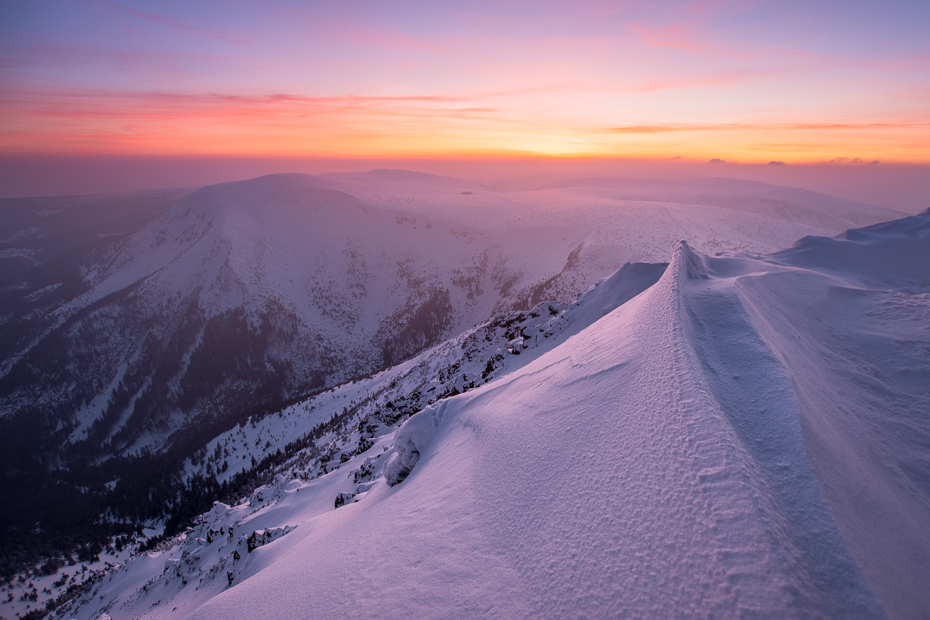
{"left": 626, "top": 21, "right": 718, "bottom": 54}
{"left": 0, "top": 88, "right": 492, "bottom": 131}
{"left": 615, "top": 69, "right": 775, "bottom": 93}
{"left": 292, "top": 12, "right": 447, "bottom": 53}
{"left": 681, "top": 0, "right": 760, "bottom": 18}
{"left": 339, "top": 25, "right": 448, "bottom": 53}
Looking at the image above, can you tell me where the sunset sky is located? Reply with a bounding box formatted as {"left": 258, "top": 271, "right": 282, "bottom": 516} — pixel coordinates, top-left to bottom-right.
{"left": 2, "top": 0, "right": 929, "bottom": 164}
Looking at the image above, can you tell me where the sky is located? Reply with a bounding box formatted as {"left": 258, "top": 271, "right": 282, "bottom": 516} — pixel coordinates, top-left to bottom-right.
{"left": 2, "top": 0, "right": 929, "bottom": 165}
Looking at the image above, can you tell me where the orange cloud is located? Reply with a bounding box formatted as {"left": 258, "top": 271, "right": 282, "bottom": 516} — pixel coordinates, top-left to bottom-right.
{"left": 2, "top": 85, "right": 928, "bottom": 164}
{"left": 605, "top": 121, "right": 930, "bottom": 133}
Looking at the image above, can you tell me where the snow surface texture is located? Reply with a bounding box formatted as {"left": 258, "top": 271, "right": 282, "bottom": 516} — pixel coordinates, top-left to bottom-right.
{"left": 58, "top": 209, "right": 930, "bottom": 619}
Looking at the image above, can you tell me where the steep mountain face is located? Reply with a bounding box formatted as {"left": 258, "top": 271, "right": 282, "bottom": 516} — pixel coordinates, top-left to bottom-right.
{"left": 1, "top": 176, "right": 505, "bottom": 468}
{"left": 48, "top": 209, "right": 930, "bottom": 620}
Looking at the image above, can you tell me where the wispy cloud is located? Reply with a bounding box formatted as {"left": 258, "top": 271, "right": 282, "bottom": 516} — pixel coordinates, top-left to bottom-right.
{"left": 2, "top": 2, "right": 927, "bottom": 163}
{"left": 828, "top": 157, "right": 881, "bottom": 165}
{"left": 0, "top": 88, "right": 474, "bottom": 118}
{"left": 293, "top": 12, "right": 448, "bottom": 53}
{"left": 626, "top": 21, "right": 720, "bottom": 55}
{"left": 0, "top": 40, "right": 264, "bottom": 84}
{"left": 338, "top": 25, "right": 447, "bottom": 53}
{"left": 616, "top": 69, "right": 775, "bottom": 92}
{"left": 604, "top": 121, "right": 930, "bottom": 133}
{"left": 103, "top": 1, "right": 254, "bottom": 46}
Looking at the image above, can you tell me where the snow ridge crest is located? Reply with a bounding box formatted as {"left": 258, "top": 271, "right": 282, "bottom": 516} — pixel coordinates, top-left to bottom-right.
{"left": 672, "top": 240, "right": 709, "bottom": 280}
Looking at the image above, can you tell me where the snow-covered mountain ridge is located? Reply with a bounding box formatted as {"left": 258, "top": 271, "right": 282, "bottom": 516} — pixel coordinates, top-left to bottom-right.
{"left": 2, "top": 256, "right": 667, "bottom": 619}
{"left": 50, "top": 208, "right": 930, "bottom": 620}
{"left": 0, "top": 172, "right": 910, "bottom": 618}
{"left": 2, "top": 171, "right": 894, "bottom": 476}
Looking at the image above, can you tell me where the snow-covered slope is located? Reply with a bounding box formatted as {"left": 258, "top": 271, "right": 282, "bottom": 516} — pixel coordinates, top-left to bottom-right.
{"left": 54, "top": 209, "right": 930, "bottom": 619}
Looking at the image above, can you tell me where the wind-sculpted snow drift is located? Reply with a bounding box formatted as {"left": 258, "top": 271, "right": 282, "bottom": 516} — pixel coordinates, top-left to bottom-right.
{"left": 58, "top": 209, "right": 930, "bottom": 620}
